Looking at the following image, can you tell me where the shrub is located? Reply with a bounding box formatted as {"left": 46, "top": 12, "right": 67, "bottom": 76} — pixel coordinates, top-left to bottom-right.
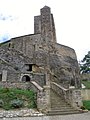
{"left": 82, "top": 80, "right": 90, "bottom": 89}
{"left": 80, "top": 106, "right": 86, "bottom": 110}
{"left": 0, "top": 88, "right": 37, "bottom": 110}
{"left": 83, "top": 100, "right": 90, "bottom": 110}
{"left": 28, "top": 101, "right": 37, "bottom": 108}
{"left": 3, "top": 88, "right": 10, "bottom": 93}
{"left": 0, "top": 99, "right": 4, "bottom": 107}
{"left": 10, "top": 99, "right": 23, "bottom": 108}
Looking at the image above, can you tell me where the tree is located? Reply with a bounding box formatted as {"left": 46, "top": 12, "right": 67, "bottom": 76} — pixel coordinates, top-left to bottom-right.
{"left": 80, "top": 51, "right": 90, "bottom": 73}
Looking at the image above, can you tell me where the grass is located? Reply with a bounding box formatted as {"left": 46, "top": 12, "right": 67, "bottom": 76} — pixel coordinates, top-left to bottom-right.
{"left": 0, "top": 88, "right": 37, "bottom": 110}
{"left": 82, "top": 80, "right": 90, "bottom": 89}
{"left": 83, "top": 100, "right": 90, "bottom": 110}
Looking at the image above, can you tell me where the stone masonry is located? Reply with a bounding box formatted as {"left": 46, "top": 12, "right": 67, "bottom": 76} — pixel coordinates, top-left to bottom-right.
{"left": 0, "top": 6, "right": 82, "bottom": 113}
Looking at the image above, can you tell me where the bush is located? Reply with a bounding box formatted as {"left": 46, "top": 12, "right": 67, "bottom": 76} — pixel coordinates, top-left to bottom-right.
{"left": 0, "top": 88, "right": 37, "bottom": 110}
{"left": 83, "top": 100, "right": 90, "bottom": 110}
{"left": 3, "top": 88, "right": 10, "bottom": 93}
{"left": 28, "top": 101, "right": 37, "bottom": 108}
{"left": 80, "top": 106, "right": 86, "bottom": 110}
{"left": 0, "top": 99, "right": 4, "bottom": 107}
{"left": 82, "top": 80, "right": 90, "bottom": 89}
{"left": 10, "top": 99, "right": 23, "bottom": 108}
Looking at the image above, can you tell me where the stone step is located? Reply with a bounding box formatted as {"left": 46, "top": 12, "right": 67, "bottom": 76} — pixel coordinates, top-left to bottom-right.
{"left": 48, "top": 109, "right": 78, "bottom": 112}
{"left": 47, "top": 110, "right": 81, "bottom": 116}
{"left": 51, "top": 102, "right": 70, "bottom": 106}
{"left": 51, "top": 105, "right": 72, "bottom": 109}
{"left": 51, "top": 106, "right": 74, "bottom": 110}
{"left": 51, "top": 102, "right": 71, "bottom": 106}
{"left": 51, "top": 99, "right": 66, "bottom": 103}
{"left": 50, "top": 89, "right": 80, "bottom": 115}
{"left": 51, "top": 108, "right": 76, "bottom": 111}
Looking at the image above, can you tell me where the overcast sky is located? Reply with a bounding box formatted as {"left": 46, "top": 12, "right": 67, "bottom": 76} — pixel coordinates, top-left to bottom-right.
{"left": 0, "top": 0, "right": 90, "bottom": 61}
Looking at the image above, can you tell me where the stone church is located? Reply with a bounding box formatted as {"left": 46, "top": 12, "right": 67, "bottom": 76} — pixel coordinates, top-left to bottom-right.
{"left": 0, "top": 6, "right": 82, "bottom": 114}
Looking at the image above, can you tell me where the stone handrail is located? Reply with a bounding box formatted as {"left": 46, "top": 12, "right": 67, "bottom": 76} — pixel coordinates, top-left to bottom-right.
{"left": 51, "top": 82, "right": 68, "bottom": 91}
{"left": 51, "top": 82, "right": 70, "bottom": 103}
{"left": 31, "top": 81, "right": 43, "bottom": 91}
{"left": 51, "top": 82, "right": 83, "bottom": 109}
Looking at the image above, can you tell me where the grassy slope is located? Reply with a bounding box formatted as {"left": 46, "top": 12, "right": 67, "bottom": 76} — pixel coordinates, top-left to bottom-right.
{"left": 82, "top": 80, "right": 90, "bottom": 110}
{"left": 0, "top": 88, "right": 37, "bottom": 110}
{"left": 83, "top": 100, "right": 90, "bottom": 110}
{"left": 82, "top": 80, "right": 90, "bottom": 89}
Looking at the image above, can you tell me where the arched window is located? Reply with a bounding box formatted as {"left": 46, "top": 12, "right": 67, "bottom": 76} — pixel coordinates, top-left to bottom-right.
{"left": 22, "top": 75, "right": 30, "bottom": 82}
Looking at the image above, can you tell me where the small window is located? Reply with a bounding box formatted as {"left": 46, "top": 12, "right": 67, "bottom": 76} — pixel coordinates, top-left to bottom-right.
{"left": 25, "top": 64, "right": 32, "bottom": 71}
{"left": 70, "top": 79, "right": 75, "bottom": 86}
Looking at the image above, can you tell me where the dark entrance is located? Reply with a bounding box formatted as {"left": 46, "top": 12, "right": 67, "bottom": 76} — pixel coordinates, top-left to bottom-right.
{"left": 0, "top": 74, "right": 2, "bottom": 81}
{"left": 25, "top": 64, "right": 32, "bottom": 71}
{"left": 22, "top": 75, "right": 30, "bottom": 82}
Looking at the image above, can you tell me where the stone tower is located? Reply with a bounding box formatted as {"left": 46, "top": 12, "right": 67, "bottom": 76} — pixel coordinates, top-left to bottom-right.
{"left": 34, "top": 6, "right": 56, "bottom": 43}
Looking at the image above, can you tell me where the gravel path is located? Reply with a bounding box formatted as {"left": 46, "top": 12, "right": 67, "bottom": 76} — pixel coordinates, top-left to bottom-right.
{"left": 1, "top": 112, "right": 90, "bottom": 120}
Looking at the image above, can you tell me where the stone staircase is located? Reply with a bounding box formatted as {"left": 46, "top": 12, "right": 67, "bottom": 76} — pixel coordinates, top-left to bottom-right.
{"left": 47, "top": 89, "right": 80, "bottom": 115}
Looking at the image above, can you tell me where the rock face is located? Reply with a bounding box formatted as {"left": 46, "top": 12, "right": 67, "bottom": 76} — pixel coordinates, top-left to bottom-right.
{"left": 0, "top": 6, "right": 82, "bottom": 112}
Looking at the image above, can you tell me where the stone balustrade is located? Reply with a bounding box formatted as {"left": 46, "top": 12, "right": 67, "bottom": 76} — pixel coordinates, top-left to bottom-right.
{"left": 51, "top": 82, "right": 83, "bottom": 109}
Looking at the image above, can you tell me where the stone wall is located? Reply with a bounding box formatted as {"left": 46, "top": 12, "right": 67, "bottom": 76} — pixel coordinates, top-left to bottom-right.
{"left": 0, "top": 80, "right": 45, "bottom": 93}
{"left": 0, "top": 47, "right": 31, "bottom": 72}
{"left": 80, "top": 73, "right": 90, "bottom": 81}
{"left": 37, "top": 86, "right": 51, "bottom": 112}
{"left": 49, "top": 52, "right": 80, "bottom": 88}
{"left": 12, "top": 73, "right": 46, "bottom": 87}
{"left": 0, "top": 59, "right": 17, "bottom": 74}
{"left": 11, "top": 34, "right": 41, "bottom": 58}
{"left": 56, "top": 43, "right": 77, "bottom": 59}
{"left": 7, "top": 72, "right": 20, "bottom": 82}
{"left": 34, "top": 15, "right": 41, "bottom": 34}
{"left": 32, "top": 73, "right": 46, "bottom": 87}
{"left": 81, "top": 89, "right": 90, "bottom": 100}
{"left": 51, "top": 14, "right": 56, "bottom": 43}
{"left": 0, "top": 82, "right": 31, "bottom": 90}
{"left": 40, "top": 6, "right": 53, "bottom": 42}
{"left": 0, "top": 109, "right": 44, "bottom": 118}
{"left": 69, "top": 89, "right": 83, "bottom": 108}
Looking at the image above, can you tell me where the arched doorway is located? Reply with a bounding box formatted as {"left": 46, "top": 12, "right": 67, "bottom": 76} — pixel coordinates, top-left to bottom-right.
{"left": 22, "top": 75, "right": 30, "bottom": 82}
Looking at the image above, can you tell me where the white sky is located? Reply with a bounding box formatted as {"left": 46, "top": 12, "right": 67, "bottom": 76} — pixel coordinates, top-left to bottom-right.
{"left": 0, "top": 0, "right": 90, "bottom": 61}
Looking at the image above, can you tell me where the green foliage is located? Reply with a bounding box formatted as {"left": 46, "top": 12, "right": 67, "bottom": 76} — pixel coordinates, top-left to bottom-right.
{"left": 28, "top": 101, "right": 37, "bottom": 108}
{"left": 83, "top": 100, "right": 90, "bottom": 110}
{"left": 82, "top": 80, "right": 90, "bottom": 89}
{"left": 80, "top": 106, "right": 86, "bottom": 110}
{"left": 0, "top": 88, "right": 37, "bottom": 110}
{"left": 0, "top": 99, "right": 4, "bottom": 107}
{"left": 80, "top": 51, "right": 90, "bottom": 73}
{"left": 10, "top": 99, "right": 23, "bottom": 108}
